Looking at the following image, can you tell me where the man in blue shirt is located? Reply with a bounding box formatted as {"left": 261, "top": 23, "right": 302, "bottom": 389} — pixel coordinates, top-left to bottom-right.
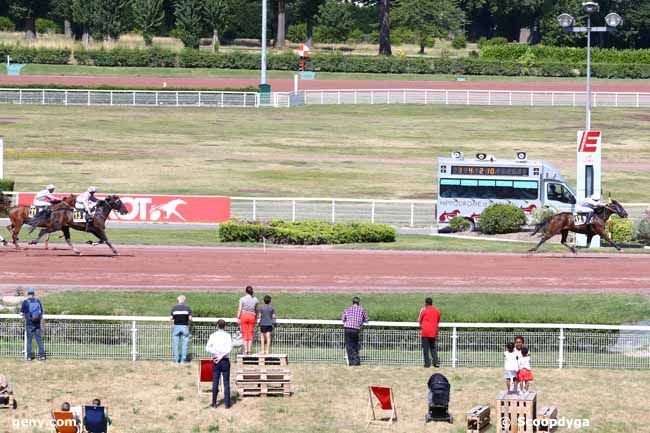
{"left": 20, "top": 288, "right": 45, "bottom": 361}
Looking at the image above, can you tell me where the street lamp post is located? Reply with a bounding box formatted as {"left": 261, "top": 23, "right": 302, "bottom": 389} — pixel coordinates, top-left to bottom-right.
{"left": 557, "top": 2, "right": 622, "bottom": 248}
{"left": 261, "top": 0, "right": 268, "bottom": 86}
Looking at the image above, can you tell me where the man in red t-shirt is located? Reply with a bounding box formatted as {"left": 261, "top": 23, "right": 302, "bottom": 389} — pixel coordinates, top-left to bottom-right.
{"left": 418, "top": 297, "right": 441, "bottom": 368}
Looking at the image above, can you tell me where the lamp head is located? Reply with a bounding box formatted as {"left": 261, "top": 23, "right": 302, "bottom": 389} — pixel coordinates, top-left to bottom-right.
{"left": 605, "top": 12, "right": 623, "bottom": 28}
{"left": 557, "top": 13, "right": 575, "bottom": 28}
{"left": 582, "top": 1, "right": 600, "bottom": 15}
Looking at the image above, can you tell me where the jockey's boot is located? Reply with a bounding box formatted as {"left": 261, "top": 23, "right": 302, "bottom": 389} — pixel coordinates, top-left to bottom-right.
{"left": 585, "top": 212, "right": 593, "bottom": 225}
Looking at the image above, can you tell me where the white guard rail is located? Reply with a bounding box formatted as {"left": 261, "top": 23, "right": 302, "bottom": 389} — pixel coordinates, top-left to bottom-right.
{"left": 1, "top": 314, "right": 649, "bottom": 369}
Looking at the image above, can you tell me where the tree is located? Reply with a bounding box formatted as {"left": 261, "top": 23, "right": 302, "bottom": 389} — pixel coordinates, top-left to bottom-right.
{"left": 204, "top": 0, "right": 229, "bottom": 51}
{"left": 133, "top": 0, "right": 165, "bottom": 46}
{"left": 394, "top": 0, "right": 464, "bottom": 54}
{"left": 89, "top": 0, "right": 131, "bottom": 42}
{"left": 298, "top": 0, "right": 325, "bottom": 47}
{"left": 9, "top": 0, "right": 49, "bottom": 39}
{"left": 275, "top": 0, "right": 287, "bottom": 48}
{"left": 71, "top": 0, "right": 94, "bottom": 46}
{"left": 316, "top": 0, "right": 353, "bottom": 43}
{"left": 175, "top": 0, "right": 204, "bottom": 49}
{"left": 378, "top": 0, "right": 391, "bottom": 55}
{"left": 49, "top": 0, "right": 74, "bottom": 38}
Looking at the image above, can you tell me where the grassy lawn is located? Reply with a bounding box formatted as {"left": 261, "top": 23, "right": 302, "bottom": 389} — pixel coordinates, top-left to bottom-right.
{"left": 0, "top": 360, "right": 647, "bottom": 433}
{"left": 1, "top": 62, "right": 647, "bottom": 83}
{"left": 28, "top": 291, "right": 650, "bottom": 324}
{"left": 2, "top": 104, "right": 650, "bottom": 201}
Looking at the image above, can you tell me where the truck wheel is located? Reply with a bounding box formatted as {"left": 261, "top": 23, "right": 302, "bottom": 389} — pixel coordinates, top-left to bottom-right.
{"left": 464, "top": 218, "right": 476, "bottom": 232}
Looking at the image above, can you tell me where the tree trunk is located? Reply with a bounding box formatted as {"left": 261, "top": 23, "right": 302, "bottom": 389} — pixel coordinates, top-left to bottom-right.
{"left": 306, "top": 19, "right": 314, "bottom": 48}
{"left": 25, "top": 17, "right": 36, "bottom": 40}
{"left": 378, "top": 0, "right": 391, "bottom": 56}
{"left": 64, "top": 18, "right": 73, "bottom": 39}
{"left": 82, "top": 28, "right": 90, "bottom": 48}
{"left": 276, "top": 0, "right": 286, "bottom": 48}
{"left": 212, "top": 28, "right": 219, "bottom": 52}
{"left": 419, "top": 39, "right": 425, "bottom": 54}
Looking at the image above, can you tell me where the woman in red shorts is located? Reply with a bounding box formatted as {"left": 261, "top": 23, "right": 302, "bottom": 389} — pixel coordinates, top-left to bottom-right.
{"left": 237, "top": 286, "right": 259, "bottom": 355}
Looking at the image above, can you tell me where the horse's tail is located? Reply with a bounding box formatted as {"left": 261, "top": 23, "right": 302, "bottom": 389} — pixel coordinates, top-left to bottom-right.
{"left": 26, "top": 211, "right": 48, "bottom": 233}
{"left": 530, "top": 216, "right": 553, "bottom": 236}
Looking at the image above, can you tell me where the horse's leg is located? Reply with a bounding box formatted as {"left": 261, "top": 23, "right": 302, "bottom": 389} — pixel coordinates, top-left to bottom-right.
{"left": 11, "top": 222, "right": 21, "bottom": 249}
{"left": 44, "top": 233, "right": 50, "bottom": 250}
{"left": 529, "top": 232, "right": 554, "bottom": 252}
{"left": 93, "top": 229, "right": 118, "bottom": 255}
{"left": 29, "top": 229, "right": 50, "bottom": 246}
{"left": 560, "top": 230, "right": 576, "bottom": 254}
{"left": 596, "top": 229, "right": 622, "bottom": 251}
{"left": 62, "top": 226, "right": 80, "bottom": 255}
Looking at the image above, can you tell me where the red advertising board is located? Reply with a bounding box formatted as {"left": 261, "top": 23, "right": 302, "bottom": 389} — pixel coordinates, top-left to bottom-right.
{"left": 18, "top": 193, "right": 231, "bottom": 224}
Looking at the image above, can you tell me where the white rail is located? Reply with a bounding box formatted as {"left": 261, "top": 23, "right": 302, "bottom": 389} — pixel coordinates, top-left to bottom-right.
{"left": 1, "top": 314, "right": 648, "bottom": 368}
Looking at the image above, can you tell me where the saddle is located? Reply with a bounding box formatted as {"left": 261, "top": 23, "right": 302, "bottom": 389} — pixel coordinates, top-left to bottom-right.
{"left": 28, "top": 206, "right": 48, "bottom": 217}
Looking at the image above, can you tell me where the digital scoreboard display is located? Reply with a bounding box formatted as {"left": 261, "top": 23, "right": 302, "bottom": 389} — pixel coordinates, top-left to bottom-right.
{"left": 450, "top": 166, "right": 530, "bottom": 177}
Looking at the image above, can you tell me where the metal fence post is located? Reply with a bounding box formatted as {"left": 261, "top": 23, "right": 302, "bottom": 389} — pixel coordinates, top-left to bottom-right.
{"left": 198, "top": 91, "right": 202, "bottom": 107}
{"left": 131, "top": 320, "right": 138, "bottom": 362}
{"left": 509, "top": 91, "right": 512, "bottom": 106}
{"left": 551, "top": 92, "right": 555, "bottom": 106}
{"left": 410, "top": 203, "right": 415, "bottom": 228}
{"left": 110, "top": 91, "right": 113, "bottom": 106}
{"left": 292, "top": 200, "right": 296, "bottom": 222}
{"left": 87, "top": 90, "right": 91, "bottom": 106}
{"left": 132, "top": 91, "right": 136, "bottom": 106}
{"left": 451, "top": 327, "right": 457, "bottom": 368}
{"left": 252, "top": 199, "right": 257, "bottom": 221}
{"left": 488, "top": 90, "right": 491, "bottom": 106}
{"left": 558, "top": 328, "right": 564, "bottom": 369}
{"left": 19, "top": 89, "right": 22, "bottom": 104}
{"left": 176, "top": 92, "right": 179, "bottom": 107}
{"left": 337, "top": 90, "right": 341, "bottom": 105}
{"left": 155, "top": 91, "right": 159, "bottom": 106}
{"left": 424, "top": 91, "right": 428, "bottom": 105}
{"left": 403, "top": 90, "right": 406, "bottom": 104}
{"left": 530, "top": 92, "right": 534, "bottom": 106}
{"left": 637, "top": 93, "right": 640, "bottom": 108}
{"left": 445, "top": 90, "right": 449, "bottom": 105}
{"left": 331, "top": 200, "right": 336, "bottom": 223}
{"left": 24, "top": 328, "right": 27, "bottom": 360}
{"left": 466, "top": 91, "right": 469, "bottom": 105}
{"left": 387, "top": 90, "right": 390, "bottom": 104}
{"left": 370, "top": 91, "right": 374, "bottom": 105}
{"left": 371, "top": 201, "right": 376, "bottom": 223}
{"left": 354, "top": 90, "right": 357, "bottom": 105}
{"left": 64, "top": 90, "right": 68, "bottom": 106}
{"left": 221, "top": 93, "right": 224, "bottom": 108}
{"left": 42, "top": 89, "right": 45, "bottom": 105}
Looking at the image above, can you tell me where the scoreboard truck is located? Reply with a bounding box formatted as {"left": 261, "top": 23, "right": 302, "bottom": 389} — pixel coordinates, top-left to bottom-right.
{"left": 437, "top": 152, "right": 577, "bottom": 230}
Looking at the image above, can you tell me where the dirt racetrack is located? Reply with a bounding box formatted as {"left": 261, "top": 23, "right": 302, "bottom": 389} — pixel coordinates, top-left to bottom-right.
{"left": 1, "top": 245, "right": 649, "bottom": 294}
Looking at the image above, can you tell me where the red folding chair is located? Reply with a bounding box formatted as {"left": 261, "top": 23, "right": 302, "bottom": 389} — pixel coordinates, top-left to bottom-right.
{"left": 366, "top": 386, "right": 397, "bottom": 427}
{"left": 197, "top": 359, "right": 213, "bottom": 394}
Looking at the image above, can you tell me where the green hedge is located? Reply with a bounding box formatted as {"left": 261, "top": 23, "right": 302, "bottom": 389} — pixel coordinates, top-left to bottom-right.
{"left": 605, "top": 215, "right": 634, "bottom": 243}
{"left": 0, "top": 179, "right": 15, "bottom": 191}
{"left": 0, "top": 45, "right": 71, "bottom": 64}
{"left": 479, "top": 204, "right": 526, "bottom": 235}
{"left": 481, "top": 44, "right": 650, "bottom": 65}
{"left": 75, "top": 47, "right": 177, "bottom": 67}
{"left": 218, "top": 220, "right": 396, "bottom": 245}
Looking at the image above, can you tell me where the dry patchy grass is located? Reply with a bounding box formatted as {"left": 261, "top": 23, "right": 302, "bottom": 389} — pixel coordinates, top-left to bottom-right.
{"left": 0, "top": 360, "right": 647, "bottom": 433}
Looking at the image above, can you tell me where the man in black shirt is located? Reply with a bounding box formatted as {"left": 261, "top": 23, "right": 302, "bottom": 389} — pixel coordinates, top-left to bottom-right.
{"left": 170, "top": 295, "right": 192, "bottom": 363}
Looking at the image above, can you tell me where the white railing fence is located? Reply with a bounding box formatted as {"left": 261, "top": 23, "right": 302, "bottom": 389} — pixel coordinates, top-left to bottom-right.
{"left": 0, "top": 88, "right": 259, "bottom": 108}
{"left": 273, "top": 89, "right": 650, "bottom": 108}
{"left": 1, "top": 315, "right": 649, "bottom": 369}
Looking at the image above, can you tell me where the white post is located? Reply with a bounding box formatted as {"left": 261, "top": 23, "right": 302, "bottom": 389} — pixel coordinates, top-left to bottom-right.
{"left": 252, "top": 199, "right": 257, "bottom": 221}
{"left": 176, "top": 92, "right": 179, "bottom": 107}
{"left": 509, "top": 91, "right": 512, "bottom": 106}
{"left": 155, "top": 91, "right": 158, "bottom": 106}
{"left": 445, "top": 90, "right": 449, "bottom": 105}
{"left": 261, "top": 0, "right": 268, "bottom": 85}
{"left": 292, "top": 200, "right": 296, "bottom": 222}
{"left": 24, "top": 328, "right": 28, "bottom": 360}
{"left": 637, "top": 93, "right": 640, "bottom": 108}
{"left": 488, "top": 90, "right": 491, "bottom": 106}
{"left": 0, "top": 136, "right": 4, "bottom": 179}
{"left": 331, "top": 200, "right": 336, "bottom": 223}
{"left": 64, "top": 90, "right": 68, "bottom": 106}
{"left": 403, "top": 90, "right": 406, "bottom": 104}
{"left": 199, "top": 91, "right": 202, "bottom": 106}
{"left": 586, "top": 15, "right": 592, "bottom": 132}
{"left": 338, "top": 90, "right": 341, "bottom": 105}
{"left": 221, "top": 93, "right": 224, "bottom": 108}
{"left": 552, "top": 92, "right": 555, "bottom": 106}
{"left": 424, "top": 91, "right": 428, "bottom": 105}
{"left": 42, "top": 90, "right": 45, "bottom": 105}
{"left": 387, "top": 90, "right": 390, "bottom": 104}
{"left": 321, "top": 91, "right": 324, "bottom": 105}
{"left": 294, "top": 74, "right": 299, "bottom": 93}
{"left": 466, "top": 91, "right": 469, "bottom": 105}
{"left": 530, "top": 92, "right": 534, "bottom": 106}
{"left": 410, "top": 203, "right": 415, "bottom": 228}
{"left": 573, "top": 92, "right": 576, "bottom": 107}
{"left": 354, "top": 90, "right": 357, "bottom": 105}
{"left": 370, "top": 91, "right": 374, "bottom": 105}
{"left": 19, "top": 89, "right": 22, "bottom": 104}
{"left": 371, "top": 201, "right": 375, "bottom": 223}
{"left": 615, "top": 93, "right": 618, "bottom": 107}
{"left": 558, "top": 328, "right": 565, "bottom": 369}
{"left": 87, "top": 90, "right": 90, "bottom": 106}
{"left": 131, "top": 320, "right": 138, "bottom": 362}
{"left": 451, "top": 327, "right": 458, "bottom": 368}
{"left": 110, "top": 91, "right": 113, "bottom": 106}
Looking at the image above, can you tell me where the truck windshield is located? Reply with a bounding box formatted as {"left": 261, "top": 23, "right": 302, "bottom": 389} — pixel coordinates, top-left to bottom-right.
{"left": 440, "top": 179, "right": 539, "bottom": 200}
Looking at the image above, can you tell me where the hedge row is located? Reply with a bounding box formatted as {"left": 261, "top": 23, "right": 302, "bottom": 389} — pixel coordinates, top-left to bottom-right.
{"left": 481, "top": 44, "right": 650, "bottom": 65}
{"left": 4, "top": 44, "right": 650, "bottom": 78}
{"left": 218, "top": 220, "right": 396, "bottom": 245}
{"left": 0, "top": 179, "right": 15, "bottom": 191}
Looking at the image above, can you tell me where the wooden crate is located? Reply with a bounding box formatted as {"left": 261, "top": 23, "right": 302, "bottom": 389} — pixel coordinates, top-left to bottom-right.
{"left": 537, "top": 407, "right": 558, "bottom": 433}
{"left": 236, "top": 368, "right": 292, "bottom": 382}
{"left": 496, "top": 391, "right": 537, "bottom": 433}
{"left": 237, "top": 353, "right": 288, "bottom": 366}
{"left": 236, "top": 381, "right": 293, "bottom": 397}
{"left": 466, "top": 405, "right": 490, "bottom": 433}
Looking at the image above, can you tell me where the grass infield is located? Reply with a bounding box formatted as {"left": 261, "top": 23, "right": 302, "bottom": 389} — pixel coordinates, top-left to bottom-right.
{"left": 0, "top": 360, "right": 647, "bottom": 433}
{"left": 32, "top": 291, "right": 650, "bottom": 325}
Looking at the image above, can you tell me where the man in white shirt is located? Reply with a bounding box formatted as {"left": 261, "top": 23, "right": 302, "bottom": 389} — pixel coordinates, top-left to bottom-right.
{"left": 205, "top": 319, "right": 232, "bottom": 408}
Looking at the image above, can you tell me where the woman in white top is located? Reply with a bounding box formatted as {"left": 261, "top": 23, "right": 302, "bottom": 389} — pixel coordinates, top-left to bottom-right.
{"left": 237, "top": 286, "right": 259, "bottom": 355}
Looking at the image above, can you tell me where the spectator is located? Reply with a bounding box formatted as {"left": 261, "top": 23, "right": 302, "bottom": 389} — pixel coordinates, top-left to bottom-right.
{"left": 419, "top": 297, "right": 442, "bottom": 368}
{"left": 20, "top": 288, "right": 45, "bottom": 361}
{"left": 259, "top": 295, "right": 277, "bottom": 354}
{"left": 170, "top": 295, "right": 193, "bottom": 363}
{"left": 504, "top": 342, "right": 519, "bottom": 393}
{"left": 84, "top": 398, "right": 112, "bottom": 432}
{"left": 60, "top": 401, "right": 81, "bottom": 430}
{"left": 237, "top": 286, "right": 258, "bottom": 355}
{"left": 517, "top": 347, "right": 534, "bottom": 393}
{"left": 342, "top": 296, "right": 369, "bottom": 366}
{"left": 205, "top": 319, "right": 232, "bottom": 409}
{"left": 0, "top": 375, "right": 16, "bottom": 409}
{"left": 514, "top": 335, "right": 525, "bottom": 357}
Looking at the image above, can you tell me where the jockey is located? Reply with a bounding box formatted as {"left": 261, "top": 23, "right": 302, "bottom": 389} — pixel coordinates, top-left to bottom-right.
{"left": 33, "top": 184, "right": 58, "bottom": 207}
{"left": 577, "top": 193, "right": 604, "bottom": 225}
{"left": 76, "top": 186, "right": 99, "bottom": 221}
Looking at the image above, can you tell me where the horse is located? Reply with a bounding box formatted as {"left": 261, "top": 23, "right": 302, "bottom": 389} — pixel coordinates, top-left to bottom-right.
{"left": 30, "top": 195, "right": 128, "bottom": 255}
{"left": 0, "top": 192, "right": 12, "bottom": 246}
{"left": 6, "top": 194, "right": 76, "bottom": 250}
{"left": 528, "top": 199, "right": 628, "bottom": 253}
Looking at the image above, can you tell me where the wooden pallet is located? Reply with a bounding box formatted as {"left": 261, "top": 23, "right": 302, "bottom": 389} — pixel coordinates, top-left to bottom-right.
{"left": 466, "top": 405, "right": 490, "bottom": 433}
{"left": 496, "top": 391, "right": 537, "bottom": 433}
{"left": 236, "top": 368, "right": 292, "bottom": 382}
{"left": 236, "top": 382, "right": 293, "bottom": 397}
{"left": 537, "top": 407, "right": 558, "bottom": 433}
{"left": 237, "top": 353, "right": 288, "bottom": 366}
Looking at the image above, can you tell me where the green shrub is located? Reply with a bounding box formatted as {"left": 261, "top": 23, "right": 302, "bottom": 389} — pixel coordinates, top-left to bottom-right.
{"left": 286, "top": 23, "right": 307, "bottom": 43}
{"left": 0, "top": 44, "right": 71, "bottom": 64}
{"left": 478, "top": 36, "right": 508, "bottom": 49}
{"left": 346, "top": 28, "right": 364, "bottom": 43}
{"left": 635, "top": 211, "right": 650, "bottom": 245}
{"left": 605, "top": 215, "right": 634, "bottom": 243}
{"left": 0, "top": 16, "right": 15, "bottom": 31}
{"left": 449, "top": 216, "right": 471, "bottom": 232}
{"left": 479, "top": 204, "right": 526, "bottom": 234}
{"left": 0, "top": 179, "right": 15, "bottom": 192}
{"left": 218, "top": 220, "right": 395, "bottom": 245}
{"left": 481, "top": 44, "right": 650, "bottom": 65}
{"left": 35, "top": 18, "right": 61, "bottom": 34}
{"left": 451, "top": 34, "right": 467, "bottom": 49}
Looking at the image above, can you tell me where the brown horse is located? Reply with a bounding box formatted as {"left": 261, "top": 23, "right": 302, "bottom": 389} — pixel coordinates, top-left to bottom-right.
{"left": 0, "top": 192, "right": 11, "bottom": 246}
{"left": 529, "top": 199, "right": 628, "bottom": 253}
{"left": 30, "top": 195, "right": 128, "bottom": 255}
{"left": 5, "top": 194, "right": 76, "bottom": 250}
{"left": 27, "top": 206, "right": 80, "bottom": 254}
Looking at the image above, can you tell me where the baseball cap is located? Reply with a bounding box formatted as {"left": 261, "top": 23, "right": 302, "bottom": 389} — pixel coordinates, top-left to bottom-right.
{"left": 27, "top": 288, "right": 35, "bottom": 295}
